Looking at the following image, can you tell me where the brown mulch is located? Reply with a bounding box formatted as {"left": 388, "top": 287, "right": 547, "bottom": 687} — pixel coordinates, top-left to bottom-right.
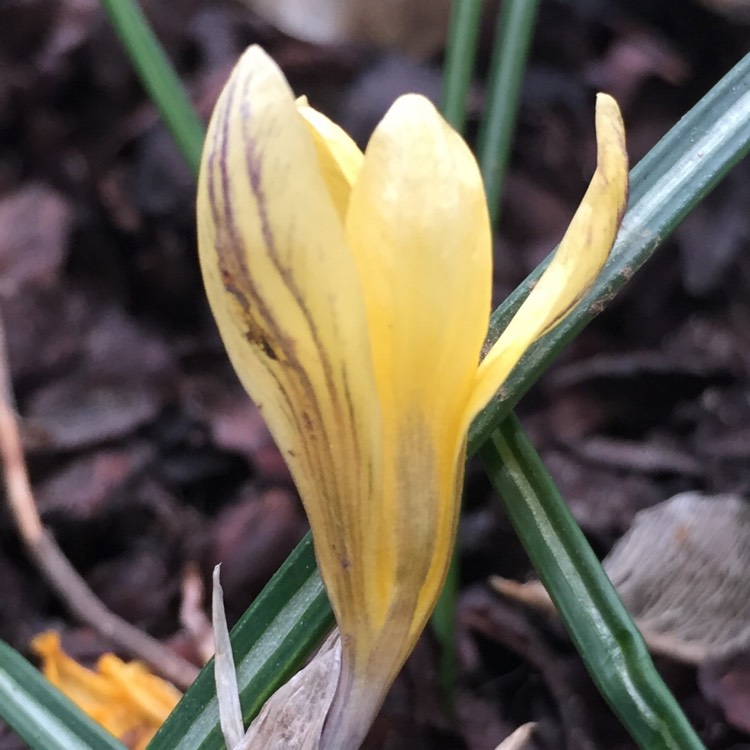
{"left": 1, "top": 0, "right": 750, "bottom": 748}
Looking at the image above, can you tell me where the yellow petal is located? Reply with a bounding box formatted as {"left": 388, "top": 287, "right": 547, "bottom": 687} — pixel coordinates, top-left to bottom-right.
{"left": 329, "top": 94, "right": 491, "bottom": 728}
{"left": 347, "top": 94, "right": 492, "bottom": 420}
{"left": 464, "top": 93, "right": 629, "bottom": 421}
{"left": 349, "top": 91, "right": 489, "bottom": 599}
{"left": 98, "top": 656, "right": 182, "bottom": 726}
{"left": 197, "top": 46, "right": 380, "bottom": 647}
{"left": 296, "top": 100, "right": 363, "bottom": 220}
{"left": 31, "top": 632, "right": 180, "bottom": 750}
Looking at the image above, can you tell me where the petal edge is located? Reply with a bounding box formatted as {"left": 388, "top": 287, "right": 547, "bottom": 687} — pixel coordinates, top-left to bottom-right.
{"left": 464, "top": 93, "right": 629, "bottom": 423}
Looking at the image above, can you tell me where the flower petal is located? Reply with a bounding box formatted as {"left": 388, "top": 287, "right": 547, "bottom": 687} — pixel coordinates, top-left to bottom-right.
{"left": 347, "top": 94, "right": 492, "bottom": 422}
{"left": 32, "top": 632, "right": 180, "bottom": 750}
{"left": 465, "top": 93, "right": 629, "bottom": 421}
{"left": 296, "top": 99, "right": 363, "bottom": 221}
{"left": 197, "top": 46, "right": 380, "bottom": 640}
{"left": 330, "top": 94, "right": 490, "bottom": 731}
{"left": 348, "top": 93, "right": 490, "bottom": 604}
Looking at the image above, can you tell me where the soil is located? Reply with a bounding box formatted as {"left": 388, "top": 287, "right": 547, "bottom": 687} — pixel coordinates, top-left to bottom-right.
{"left": 0, "top": 1, "right": 749, "bottom": 748}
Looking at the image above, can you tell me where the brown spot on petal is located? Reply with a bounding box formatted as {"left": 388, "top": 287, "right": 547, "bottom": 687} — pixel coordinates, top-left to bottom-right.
{"left": 258, "top": 336, "right": 278, "bottom": 361}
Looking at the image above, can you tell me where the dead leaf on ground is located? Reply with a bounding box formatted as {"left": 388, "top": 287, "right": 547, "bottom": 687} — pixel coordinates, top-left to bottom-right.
{"left": 0, "top": 184, "right": 72, "bottom": 293}
{"left": 677, "top": 166, "right": 750, "bottom": 297}
{"left": 699, "top": 655, "right": 750, "bottom": 733}
{"left": 491, "top": 492, "right": 750, "bottom": 665}
{"left": 569, "top": 435, "right": 702, "bottom": 477}
{"left": 23, "top": 380, "right": 164, "bottom": 452}
{"left": 2, "top": 286, "right": 89, "bottom": 381}
{"left": 87, "top": 549, "right": 174, "bottom": 631}
{"left": 541, "top": 449, "right": 663, "bottom": 534}
{"left": 35, "top": 445, "right": 154, "bottom": 519}
{"left": 606, "top": 492, "right": 750, "bottom": 661}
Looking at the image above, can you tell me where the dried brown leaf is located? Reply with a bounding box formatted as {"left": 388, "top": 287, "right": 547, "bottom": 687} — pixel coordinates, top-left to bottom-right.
{"left": 0, "top": 184, "right": 72, "bottom": 292}
{"left": 492, "top": 492, "right": 750, "bottom": 665}
{"left": 239, "top": 632, "right": 341, "bottom": 749}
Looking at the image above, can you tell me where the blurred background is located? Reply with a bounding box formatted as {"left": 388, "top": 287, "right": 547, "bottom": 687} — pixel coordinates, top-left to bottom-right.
{"left": 0, "top": 0, "right": 749, "bottom": 747}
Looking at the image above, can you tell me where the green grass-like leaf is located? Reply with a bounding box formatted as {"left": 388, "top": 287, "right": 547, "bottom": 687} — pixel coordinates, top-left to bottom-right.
{"left": 440, "top": 0, "right": 483, "bottom": 132}
{"left": 99, "top": 0, "right": 204, "bottom": 174}
{"left": 481, "top": 415, "right": 705, "bottom": 749}
{"left": 477, "top": 0, "right": 540, "bottom": 227}
{"left": 0, "top": 640, "right": 126, "bottom": 750}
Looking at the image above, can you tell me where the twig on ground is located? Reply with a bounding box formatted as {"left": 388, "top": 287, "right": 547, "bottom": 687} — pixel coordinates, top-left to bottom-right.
{"left": 180, "top": 562, "right": 214, "bottom": 664}
{"left": 0, "top": 310, "right": 199, "bottom": 690}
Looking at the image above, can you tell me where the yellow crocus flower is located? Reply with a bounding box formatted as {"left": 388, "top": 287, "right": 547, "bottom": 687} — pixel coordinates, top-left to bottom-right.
{"left": 197, "top": 45, "right": 627, "bottom": 748}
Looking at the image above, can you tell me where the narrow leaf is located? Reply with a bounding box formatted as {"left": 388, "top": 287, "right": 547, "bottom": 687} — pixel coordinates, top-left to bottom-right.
{"left": 481, "top": 415, "right": 705, "bottom": 750}
{"left": 99, "top": 0, "right": 204, "bottom": 174}
{"left": 0, "top": 640, "right": 126, "bottom": 750}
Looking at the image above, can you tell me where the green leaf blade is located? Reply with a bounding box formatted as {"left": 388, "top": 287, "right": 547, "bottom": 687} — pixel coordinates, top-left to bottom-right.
{"left": 0, "top": 640, "right": 127, "bottom": 750}
{"left": 99, "top": 0, "right": 205, "bottom": 175}
{"left": 480, "top": 415, "right": 705, "bottom": 750}
{"left": 477, "top": 0, "right": 540, "bottom": 227}
{"left": 441, "top": 0, "right": 483, "bottom": 132}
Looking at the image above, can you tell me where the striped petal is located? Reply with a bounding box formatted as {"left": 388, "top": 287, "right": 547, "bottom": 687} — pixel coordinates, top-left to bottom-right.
{"left": 197, "top": 45, "right": 380, "bottom": 643}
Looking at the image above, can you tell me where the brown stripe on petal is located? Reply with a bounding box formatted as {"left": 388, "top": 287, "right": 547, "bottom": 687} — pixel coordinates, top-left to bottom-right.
{"left": 237, "top": 73, "right": 342, "bottom": 423}
{"left": 339, "top": 362, "right": 365, "bottom": 553}
{"left": 206, "top": 69, "right": 360, "bottom": 597}
{"left": 230, "top": 70, "right": 365, "bottom": 567}
{"left": 211, "top": 79, "right": 298, "bottom": 372}
{"left": 236, "top": 72, "right": 367, "bottom": 581}
{"left": 205, "top": 79, "right": 318, "bottom": 479}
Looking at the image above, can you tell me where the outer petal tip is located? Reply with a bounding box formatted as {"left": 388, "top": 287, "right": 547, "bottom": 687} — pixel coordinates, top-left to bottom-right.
{"left": 237, "top": 43, "right": 272, "bottom": 68}
{"left": 387, "top": 92, "right": 440, "bottom": 120}
{"left": 464, "top": 94, "right": 629, "bottom": 423}
{"left": 595, "top": 91, "right": 621, "bottom": 119}
{"left": 296, "top": 100, "right": 364, "bottom": 212}
{"left": 346, "top": 87, "right": 491, "bottom": 414}
{"left": 224, "top": 44, "right": 279, "bottom": 92}
{"left": 594, "top": 93, "right": 629, "bottom": 204}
